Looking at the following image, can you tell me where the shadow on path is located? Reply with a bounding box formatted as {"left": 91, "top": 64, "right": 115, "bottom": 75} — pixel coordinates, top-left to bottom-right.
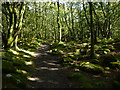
{"left": 28, "top": 43, "right": 77, "bottom": 88}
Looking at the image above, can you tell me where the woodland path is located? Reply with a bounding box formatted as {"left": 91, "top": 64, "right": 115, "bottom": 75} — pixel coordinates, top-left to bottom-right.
{"left": 28, "top": 42, "right": 78, "bottom": 88}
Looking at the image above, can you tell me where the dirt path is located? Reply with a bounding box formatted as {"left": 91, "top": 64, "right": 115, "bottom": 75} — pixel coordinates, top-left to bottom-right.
{"left": 28, "top": 43, "right": 78, "bottom": 88}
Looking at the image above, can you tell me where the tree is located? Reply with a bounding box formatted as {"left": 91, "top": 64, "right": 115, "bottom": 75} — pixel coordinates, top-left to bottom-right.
{"left": 2, "top": 2, "right": 25, "bottom": 50}
{"left": 89, "top": 2, "right": 95, "bottom": 58}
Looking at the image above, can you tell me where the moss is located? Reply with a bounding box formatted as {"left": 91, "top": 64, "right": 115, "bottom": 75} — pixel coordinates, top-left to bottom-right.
{"left": 2, "top": 60, "right": 16, "bottom": 73}
{"left": 2, "top": 73, "right": 27, "bottom": 88}
{"left": 63, "top": 57, "right": 74, "bottom": 62}
{"left": 91, "top": 59, "right": 100, "bottom": 64}
{"left": 79, "top": 62, "right": 104, "bottom": 74}
{"left": 50, "top": 42, "right": 66, "bottom": 49}
{"left": 113, "top": 42, "right": 120, "bottom": 51}
{"left": 110, "top": 62, "right": 120, "bottom": 69}
{"left": 80, "top": 49, "right": 87, "bottom": 55}
{"left": 100, "top": 54, "right": 118, "bottom": 67}
{"left": 49, "top": 48, "right": 62, "bottom": 55}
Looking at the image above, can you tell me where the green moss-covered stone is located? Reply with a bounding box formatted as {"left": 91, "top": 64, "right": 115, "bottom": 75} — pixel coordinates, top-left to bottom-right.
{"left": 2, "top": 60, "right": 16, "bottom": 73}
{"left": 110, "top": 62, "right": 120, "bottom": 69}
{"left": 79, "top": 62, "right": 104, "bottom": 74}
{"left": 100, "top": 54, "right": 118, "bottom": 67}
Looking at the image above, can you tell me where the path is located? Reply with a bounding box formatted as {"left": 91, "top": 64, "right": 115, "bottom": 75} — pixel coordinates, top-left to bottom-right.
{"left": 28, "top": 43, "right": 77, "bottom": 88}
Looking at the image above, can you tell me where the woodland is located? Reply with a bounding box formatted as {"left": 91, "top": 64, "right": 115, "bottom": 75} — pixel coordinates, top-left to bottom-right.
{"left": 2, "top": 1, "right": 120, "bottom": 88}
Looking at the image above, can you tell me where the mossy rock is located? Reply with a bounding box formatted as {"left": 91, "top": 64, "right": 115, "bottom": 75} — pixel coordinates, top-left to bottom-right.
{"left": 110, "top": 62, "right": 120, "bottom": 69}
{"left": 79, "top": 62, "right": 104, "bottom": 74}
{"left": 113, "top": 42, "right": 120, "bottom": 51}
{"left": 13, "top": 60, "right": 26, "bottom": 67}
{"left": 96, "top": 48, "right": 110, "bottom": 55}
{"left": 63, "top": 57, "right": 74, "bottom": 62}
{"left": 50, "top": 42, "right": 59, "bottom": 48}
{"left": 80, "top": 49, "right": 87, "bottom": 55}
{"left": 95, "top": 50, "right": 105, "bottom": 55}
{"left": 50, "top": 42, "right": 65, "bottom": 49}
{"left": 2, "top": 75, "right": 18, "bottom": 88}
{"left": 2, "top": 74, "right": 27, "bottom": 88}
{"left": 100, "top": 54, "right": 118, "bottom": 67}
{"left": 49, "top": 49, "right": 62, "bottom": 55}
{"left": 68, "top": 72, "right": 88, "bottom": 81}
{"left": 2, "top": 60, "right": 16, "bottom": 73}
{"left": 91, "top": 59, "right": 100, "bottom": 64}
{"left": 68, "top": 54, "right": 80, "bottom": 60}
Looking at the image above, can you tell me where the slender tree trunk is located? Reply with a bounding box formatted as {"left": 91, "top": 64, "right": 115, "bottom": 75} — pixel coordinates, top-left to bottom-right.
{"left": 107, "top": 2, "right": 111, "bottom": 39}
{"left": 57, "top": 0, "right": 61, "bottom": 42}
{"left": 3, "top": 2, "right": 25, "bottom": 50}
{"left": 89, "top": 2, "right": 95, "bottom": 58}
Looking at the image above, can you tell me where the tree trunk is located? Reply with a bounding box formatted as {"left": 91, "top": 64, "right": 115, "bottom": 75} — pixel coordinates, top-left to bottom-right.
{"left": 89, "top": 2, "right": 95, "bottom": 58}
{"left": 57, "top": 1, "right": 61, "bottom": 42}
{"left": 2, "top": 2, "right": 25, "bottom": 50}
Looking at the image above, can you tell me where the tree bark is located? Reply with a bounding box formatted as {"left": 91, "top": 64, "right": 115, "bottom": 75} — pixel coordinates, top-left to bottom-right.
{"left": 89, "top": 2, "right": 95, "bottom": 58}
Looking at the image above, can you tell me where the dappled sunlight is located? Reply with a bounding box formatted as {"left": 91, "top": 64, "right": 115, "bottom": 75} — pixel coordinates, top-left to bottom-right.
{"left": 36, "top": 67, "right": 59, "bottom": 71}
{"left": 21, "top": 70, "right": 27, "bottom": 74}
{"left": 25, "top": 61, "right": 33, "bottom": 65}
{"left": 23, "top": 55, "right": 31, "bottom": 58}
{"left": 103, "top": 71, "right": 111, "bottom": 74}
{"left": 46, "top": 62, "right": 58, "bottom": 66}
{"left": 18, "top": 48, "right": 40, "bottom": 57}
{"left": 49, "top": 68, "right": 59, "bottom": 70}
{"left": 42, "top": 61, "right": 60, "bottom": 66}
{"left": 28, "top": 77, "right": 43, "bottom": 82}
{"left": 9, "top": 49, "right": 19, "bottom": 55}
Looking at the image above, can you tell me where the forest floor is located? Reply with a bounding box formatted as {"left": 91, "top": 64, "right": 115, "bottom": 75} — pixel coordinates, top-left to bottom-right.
{"left": 27, "top": 42, "right": 120, "bottom": 88}
{"left": 27, "top": 43, "right": 79, "bottom": 88}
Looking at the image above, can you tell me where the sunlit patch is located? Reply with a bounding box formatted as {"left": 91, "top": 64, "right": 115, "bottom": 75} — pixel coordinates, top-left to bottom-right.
{"left": 96, "top": 54, "right": 100, "bottom": 57}
{"left": 25, "top": 61, "right": 33, "bottom": 65}
{"left": 23, "top": 55, "right": 31, "bottom": 58}
{"left": 49, "top": 68, "right": 59, "bottom": 70}
{"left": 74, "top": 68, "right": 80, "bottom": 72}
{"left": 43, "top": 61, "right": 58, "bottom": 66}
{"left": 47, "top": 63, "right": 56, "bottom": 66}
{"left": 28, "top": 77, "right": 40, "bottom": 81}
{"left": 9, "top": 49, "right": 19, "bottom": 55}
{"left": 36, "top": 67, "right": 59, "bottom": 71}
{"left": 18, "top": 48, "right": 40, "bottom": 57}
{"left": 6, "top": 74, "right": 12, "bottom": 77}
{"left": 40, "top": 67, "right": 48, "bottom": 69}
{"left": 68, "top": 52, "right": 74, "bottom": 55}
{"left": 16, "top": 56, "right": 20, "bottom": 59}
{"left": 22, "top": 70, "right": 27, "bottom": 74}
{"left": 103, "top": 71, "right": 111, "bottom": 74}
